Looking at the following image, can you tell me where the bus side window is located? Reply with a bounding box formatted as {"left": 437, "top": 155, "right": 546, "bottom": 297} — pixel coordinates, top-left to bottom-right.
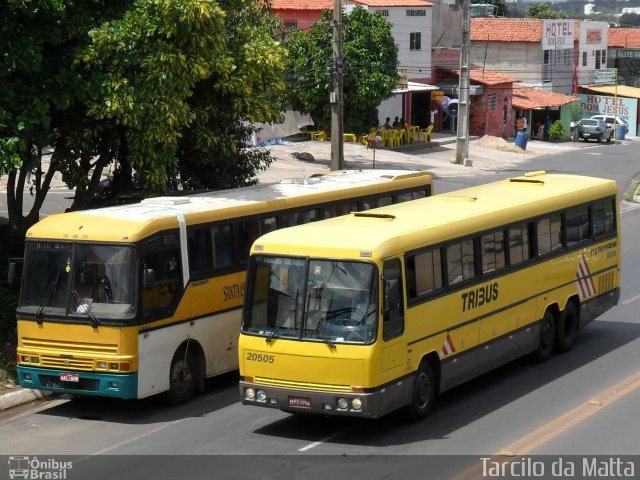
{"left": 406, "top": 248, "right": 442, "bottom": 298}
{"left": 537, "top": 213, "right": 562, "bottom": 256}
{"left": 481, "top": 230, "right": 505, "bottom": 274}
{"left": 446, "top": 239, "right": 475, "bottom": 285}
{"left": 509, "top": 222, "right": 532, "bottom": 265}
{"left": 142, "top": 233, "right": 182, "bottom": 319}
{"left": 592, "top": 199, "right": 615, "bottom": 237}
{"left": 566, "top": 205, "right": 590, "bottom": 246}
{"left": 213, "top": 223, "right": 234, "bottom": 268}
{"left": 382, "top": 258, "right": 404, "bottom": 341}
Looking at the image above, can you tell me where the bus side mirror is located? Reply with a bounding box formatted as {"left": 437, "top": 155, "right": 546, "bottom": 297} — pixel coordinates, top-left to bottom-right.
{"left": 7, "top": 258, "right": 22, "bottom": 286}
{"left": 7, "top": 261, "right": 16, "bottom": 285}
{"left": 143, "top": 268, "right": 155, "bottom": 290}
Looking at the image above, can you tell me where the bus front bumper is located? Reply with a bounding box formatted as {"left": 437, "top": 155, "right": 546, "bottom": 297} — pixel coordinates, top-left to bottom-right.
{"left": 239, "top": 379, "right": 410, "bottom": 419}
{"left": 18, "top": 365, "right": 138, "bottom": 399}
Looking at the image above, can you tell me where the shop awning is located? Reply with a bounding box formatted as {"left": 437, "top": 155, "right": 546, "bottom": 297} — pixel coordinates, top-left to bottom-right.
{"left": 392, "top": 81, "right": 439, "bottom": 94}
{"left": 512, "top": 85, "right": 579, "bottom": 110}
{"left": 582, "top": 84, "right": 640, "bottom": 99}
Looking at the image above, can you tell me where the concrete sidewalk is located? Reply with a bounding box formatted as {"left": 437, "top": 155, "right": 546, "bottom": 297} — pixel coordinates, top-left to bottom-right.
{"left": 257, "top": 132, "right": 617, "bottom": 182}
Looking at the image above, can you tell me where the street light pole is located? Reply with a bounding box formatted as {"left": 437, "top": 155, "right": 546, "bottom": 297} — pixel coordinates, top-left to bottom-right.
{"left": 330, "top": 0, "right": 344, "bottom": 170}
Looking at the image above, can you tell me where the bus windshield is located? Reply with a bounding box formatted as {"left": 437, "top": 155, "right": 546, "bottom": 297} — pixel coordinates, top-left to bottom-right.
{"left": 19, "top": 242, "right": 137, "bottom": 321}
{"left": 243, "top": 256, "right": 378, "bottom": 344}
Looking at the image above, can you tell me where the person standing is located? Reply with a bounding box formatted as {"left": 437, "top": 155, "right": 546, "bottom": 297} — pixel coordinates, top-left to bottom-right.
{"left": 430, "top": 107, "right": 437, "bottom": 125}
{"left": 522, "top": 115, "right": 528, "bottom": 132}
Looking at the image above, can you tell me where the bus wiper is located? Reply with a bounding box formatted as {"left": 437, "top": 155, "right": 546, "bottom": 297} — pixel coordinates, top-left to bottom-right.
{"left": 266, "top": 289, "right": 299, "bottom": 343}
{"left": 72, "top": 289, "right": 100, "bottom": 328}
{"left": 35, "top": 276, "right": 59, "bottom": 324}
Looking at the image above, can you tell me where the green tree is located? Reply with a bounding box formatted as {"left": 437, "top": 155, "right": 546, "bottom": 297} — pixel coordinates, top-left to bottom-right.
{"left": 282, "top": 7, "right": 399, "bottom": 135}
{"left": 1, "top": 0, "right": 286, "bottom": 238}
{"left": 526, "top": 3, "right": 568, "bottom": 19}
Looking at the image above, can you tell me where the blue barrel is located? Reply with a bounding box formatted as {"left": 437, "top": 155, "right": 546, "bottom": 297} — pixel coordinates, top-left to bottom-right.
{"left": 515, "top": 131, "right": 528, "bottom": 150}
{"left": 616, "top": 125, "right": 625, "bottom": 140}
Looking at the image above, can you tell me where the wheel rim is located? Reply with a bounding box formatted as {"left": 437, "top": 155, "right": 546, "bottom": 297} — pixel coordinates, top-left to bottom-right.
{"left": 415, "top": 372, "right": 432, "bottom": 410}
{"left": 171, "top": 359, "right": 193, "bottom": 394}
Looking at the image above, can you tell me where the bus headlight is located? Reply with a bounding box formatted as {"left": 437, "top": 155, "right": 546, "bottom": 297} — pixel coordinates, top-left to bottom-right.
{"left": 256, "top": 390, "right": 267, "bottom": 403}
{"left": 245, "top": 388, "right": 256, "bottom": 400}
{"left": 337, "top": 398, "right": 349, "bottom": 410}
{"left": 351, "top": 398, "right": 362, "bottom": 410}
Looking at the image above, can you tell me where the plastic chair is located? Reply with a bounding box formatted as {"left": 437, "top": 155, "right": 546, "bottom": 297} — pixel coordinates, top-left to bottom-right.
{"left": 421, "top": 125, "right": 433, "bottom": 142}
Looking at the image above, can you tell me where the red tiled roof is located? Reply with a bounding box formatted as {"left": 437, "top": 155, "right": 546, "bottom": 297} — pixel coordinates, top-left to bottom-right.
{"left": 272, "top": 0, "right": 431, "bottom": 9}
{"left": 512, "top": 85, "right": 579, "bottom": 110}
{"left": 469, "top": 67, "right": 520, "bottom": 85}
{"left": 608, "top": 28, "right": 640, "bottom": 48}
{"left": 471, "top": 18, "right": 580, "bottom": 43}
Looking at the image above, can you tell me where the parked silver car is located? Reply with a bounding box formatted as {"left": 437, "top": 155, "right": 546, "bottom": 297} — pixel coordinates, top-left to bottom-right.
{"left": 577, "top": 118, "right": 613, "bottom": 143}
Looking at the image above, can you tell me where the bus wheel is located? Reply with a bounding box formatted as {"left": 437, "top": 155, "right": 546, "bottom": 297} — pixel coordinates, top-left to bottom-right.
{"left": 406, "top": 362, "right": 436, "bottom": 421}
{"left": 533, "top": 310, "right": 556, "bottom": 362}
{"left": 555, "top": 302, "right": 578, "bottom": 353}
{"left": 164, "top": 348, "right": 197, "bottom": 406}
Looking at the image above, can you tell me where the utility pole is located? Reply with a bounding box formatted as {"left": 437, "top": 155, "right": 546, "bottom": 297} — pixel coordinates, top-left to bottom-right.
{"left": 330, "top": 0, "right": 344, "bottom": 170}
{"left": 455, "top": 0, "right": 471, "bottom": 166}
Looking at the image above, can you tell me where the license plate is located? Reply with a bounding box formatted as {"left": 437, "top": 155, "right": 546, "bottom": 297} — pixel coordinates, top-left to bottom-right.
{"left": 59, "top": 373, "right": 79, "bottom": 382}
{"left": 288, "top": 396, "right": 311, "bottom": 408}
{"left": 583, "top": 133, "right": 590, "bottom": 137}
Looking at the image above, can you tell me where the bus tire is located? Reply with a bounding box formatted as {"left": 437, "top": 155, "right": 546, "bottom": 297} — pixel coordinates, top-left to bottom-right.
{"left": 555, "top": 302, "right": 578, "bottom": 353}
{"left": 406, "top": 361, "right": 436, "bottom": 421}
{"left": 533, "top": 309, "right": 556, "bottom": 362}
{"left": 164, "top": 348, "right": 198, "bottom": 406}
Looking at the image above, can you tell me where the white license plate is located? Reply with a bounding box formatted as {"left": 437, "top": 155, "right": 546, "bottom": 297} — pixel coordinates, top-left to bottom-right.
{"left": 583, "top": 133, "right": 590, "bottom": 137}
{"left": 288, "top": 396, "right": 311, "bottom": 408}
{"left": 59, "top": 373, "right": 79, "bottom": 382}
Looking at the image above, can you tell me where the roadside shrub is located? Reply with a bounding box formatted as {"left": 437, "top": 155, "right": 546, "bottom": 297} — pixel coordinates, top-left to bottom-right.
{"left": 549, "top": 120, "right": 565, "bottom": 141}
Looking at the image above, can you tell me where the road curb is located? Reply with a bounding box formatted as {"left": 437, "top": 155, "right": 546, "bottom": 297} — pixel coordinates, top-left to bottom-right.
{"left": 0, "top": 388, "right": 52, "bottom": 412}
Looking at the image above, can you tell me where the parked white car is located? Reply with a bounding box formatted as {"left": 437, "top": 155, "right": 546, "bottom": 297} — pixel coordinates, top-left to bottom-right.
{"left": 590, "top": 115, "right": 629, "bottom": 134}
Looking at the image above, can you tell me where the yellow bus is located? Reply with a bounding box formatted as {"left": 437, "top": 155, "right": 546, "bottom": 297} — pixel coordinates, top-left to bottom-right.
{"left": 14, "top": 170, "right": 432, "bottom": 404}
{"left": 239, "top": 172, "right": 620, "bottom": 419}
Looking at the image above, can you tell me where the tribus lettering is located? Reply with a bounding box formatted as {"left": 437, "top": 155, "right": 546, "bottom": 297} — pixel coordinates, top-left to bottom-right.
{"left": 462, "top": 282, "right": 499, "bottom": 312}
{"left": 223, "top": 283, "right": 245, "bottom": 302}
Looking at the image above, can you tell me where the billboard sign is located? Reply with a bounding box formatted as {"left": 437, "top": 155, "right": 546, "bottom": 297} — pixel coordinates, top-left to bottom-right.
{"left": 543, "top": 19, "right": 574, "bottom": 50}
{"left": 577, "top": 93, "right": 638, "bottom": 135}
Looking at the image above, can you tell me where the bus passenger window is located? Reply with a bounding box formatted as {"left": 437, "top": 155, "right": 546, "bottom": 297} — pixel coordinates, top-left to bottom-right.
{"left": 188, "top": 228, "right": 213, "bottom": 273}
{"left": 378, "top": 195, "right": 393, "bottom": 207}
{"left": 260, "top": 216, "right": 277, "bottom": 235}
{"left": 213, "top": 223, "right": 234, "bottom": 268}
{"left": 481, "top": 231, "right": 505, "bottom": 274}
{"left": 396, "top": 192, "right": 413, "bottom": 203}
{"left": 537, "top": 214, "right": 562, "bottom": 256}
{"left": 407, "top": 249, "right": 442, "bottom": 298}
{"left": 566, "top": 206, "right": 590, "bottom": 246}
{"left": 237, "top": 221, "right": 259, "bottom": 264}
{"left": 382, "top": 258, "right": 404, "bottom": 341}
{"left": 142, "top": 233, "right": 182, "bottom": 319}
{"left": 361, "top": 198, "right": 378, "bottom": 210}
{"left": 509, "top": 223, "right": 531, "bottom": 265}
{"left": 447, "top": 239, "right": 475, "bottom": 285}
{"left": 339, "top": 202, "right": 358, "bottom": 215}
{"left": 593, "top": 199, "right": 615, "bottom": 236}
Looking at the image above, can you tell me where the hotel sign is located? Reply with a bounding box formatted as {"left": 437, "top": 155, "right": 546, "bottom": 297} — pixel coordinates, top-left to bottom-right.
{"left": 542, "top": 19, "right": 574, "bottom": 50}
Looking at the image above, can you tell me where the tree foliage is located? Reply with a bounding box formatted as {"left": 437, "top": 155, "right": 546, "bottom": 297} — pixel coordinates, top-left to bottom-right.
{"left": 1, "top": 0, "right": 286, "bottom": 238}
{"left": 282, "top": 7, "right": 399, "bottom": 135}
{"left": 526, "top": 3, "right": 568, "bottom": 19}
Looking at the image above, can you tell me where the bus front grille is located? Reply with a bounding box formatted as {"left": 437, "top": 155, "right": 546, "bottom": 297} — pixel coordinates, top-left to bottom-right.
{"left": 22, "top": 337, "right": 118, "bottom": 355}
{"left": 39, "top": 355, "right": 95, "bottom": 370}
{"left": 254, "top": 377, "right": 352, "bottom": 392}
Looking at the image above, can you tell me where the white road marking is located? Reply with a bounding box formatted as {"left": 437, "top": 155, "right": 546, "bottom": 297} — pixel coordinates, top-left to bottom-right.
{"left": 298, "top": 422, "right": 362, "bottom": 452}
{"left": 622, "top": 293, "right": 640, "bottom": 305}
